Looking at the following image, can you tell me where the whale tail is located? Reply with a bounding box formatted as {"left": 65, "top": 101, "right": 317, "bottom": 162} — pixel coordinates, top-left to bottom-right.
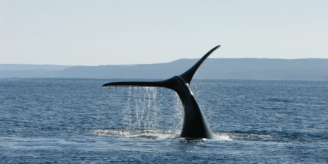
{"left": 103, "top": 45, "right": 221, "bottom": 139}
{"left": 102, "top": 45, "right": 220, "bottom": 88}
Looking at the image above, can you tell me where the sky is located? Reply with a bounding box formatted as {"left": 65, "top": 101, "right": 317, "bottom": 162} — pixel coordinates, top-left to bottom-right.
{"left": 1, "top": 0, "right": 327, "bottom": 66}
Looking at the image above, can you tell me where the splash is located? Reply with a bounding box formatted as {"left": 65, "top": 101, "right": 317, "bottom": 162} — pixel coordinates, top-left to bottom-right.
{"left": 212, "top": 133, "right": 233, "bottom": 141}
{"left": 94, "top": 128, "right": 180, "bottom": 139}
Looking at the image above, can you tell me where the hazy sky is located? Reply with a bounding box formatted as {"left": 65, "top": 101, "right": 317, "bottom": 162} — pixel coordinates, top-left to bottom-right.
{"left": 1, "top": 0, "right": 327, "bottom": 65}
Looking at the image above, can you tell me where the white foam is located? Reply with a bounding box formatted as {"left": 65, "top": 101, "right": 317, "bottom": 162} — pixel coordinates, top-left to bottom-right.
{"left": 213, "top": 133, "right": 233, "bottom": 141}
{"left": 94, "top": 129, "right": 179, "bottom": 139}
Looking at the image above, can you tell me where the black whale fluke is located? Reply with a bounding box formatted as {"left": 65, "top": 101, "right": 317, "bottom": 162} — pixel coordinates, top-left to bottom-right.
{"left": 103, "top": 45, "right": 220, "bottom": 139}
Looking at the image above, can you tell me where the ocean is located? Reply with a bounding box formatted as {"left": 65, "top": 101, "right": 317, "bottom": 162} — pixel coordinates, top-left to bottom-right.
{"left": 0, "top": 78, "right": 327, "bottom": 163}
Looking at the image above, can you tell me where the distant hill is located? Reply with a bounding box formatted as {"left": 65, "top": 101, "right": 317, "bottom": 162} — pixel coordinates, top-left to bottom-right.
{"left": 1, "top": 59, "right": 328, "bottom": 81}
{"left": 0, "top": 64, "right": 71, "bottom": 78}
{"left": 0, "top": 64, "right": 71, "bottom": 71}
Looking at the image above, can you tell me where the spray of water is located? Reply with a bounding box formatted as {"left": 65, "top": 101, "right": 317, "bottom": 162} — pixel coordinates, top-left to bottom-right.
{"left": 122, "top": 87, "right": 160, "bottom": 131}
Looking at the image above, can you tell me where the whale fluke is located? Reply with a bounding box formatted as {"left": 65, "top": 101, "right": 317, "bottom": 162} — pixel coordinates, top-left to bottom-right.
{"left": 103, "top": 45, "right": 221, "bottom": 139}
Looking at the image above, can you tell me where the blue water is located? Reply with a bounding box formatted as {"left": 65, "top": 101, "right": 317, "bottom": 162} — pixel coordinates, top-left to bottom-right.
{"left": 0, "top": 78, "right": 327, "bottom": 163}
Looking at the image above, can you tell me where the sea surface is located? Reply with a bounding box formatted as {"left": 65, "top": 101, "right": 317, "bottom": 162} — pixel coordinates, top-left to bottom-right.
{"left": 0, "top": 78, "right": 327, "bottom": 163}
